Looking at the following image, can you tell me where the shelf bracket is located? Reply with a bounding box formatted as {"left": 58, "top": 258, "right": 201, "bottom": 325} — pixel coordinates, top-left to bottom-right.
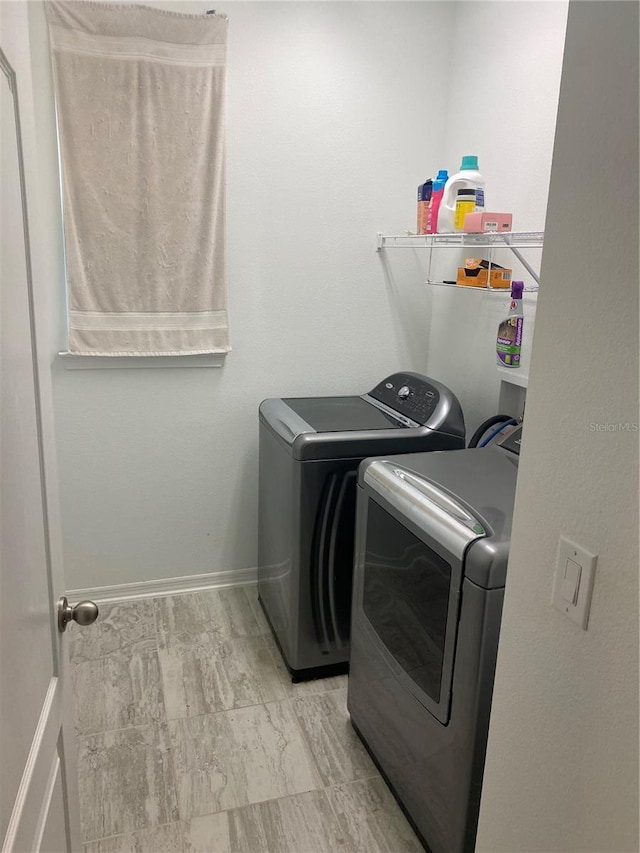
{"left": 503, "top": 237, "right": 540, "bottom": 285}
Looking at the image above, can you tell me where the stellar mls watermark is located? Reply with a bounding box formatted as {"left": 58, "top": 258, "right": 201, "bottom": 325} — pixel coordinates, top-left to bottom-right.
{"left": 589, "top": 422, "right": 639, "bottom": 432}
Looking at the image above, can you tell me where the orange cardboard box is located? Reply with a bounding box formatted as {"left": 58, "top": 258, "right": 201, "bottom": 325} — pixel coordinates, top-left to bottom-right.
{"left": 456, "top": 258, "right": 512, "bottom": 288}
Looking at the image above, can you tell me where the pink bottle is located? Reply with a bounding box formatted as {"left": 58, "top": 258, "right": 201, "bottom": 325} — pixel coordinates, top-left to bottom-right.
{"left": 427, "top": 171, "right": 448, "bottom": 233}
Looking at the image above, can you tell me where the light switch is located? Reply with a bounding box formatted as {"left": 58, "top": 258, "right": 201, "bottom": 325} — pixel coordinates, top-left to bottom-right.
{"left": 560, "top": 558, "right": 581, "bottom": 605}
{"left": 552, "top": 537, "right": 597, "bottom": 629}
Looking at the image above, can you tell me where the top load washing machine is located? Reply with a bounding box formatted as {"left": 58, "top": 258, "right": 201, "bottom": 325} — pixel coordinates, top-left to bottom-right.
{"left": 347, "top": 425, "right": 522, "bottom": 853}
{"left": 257, "top": 372, "right": 465, "bottom": 680}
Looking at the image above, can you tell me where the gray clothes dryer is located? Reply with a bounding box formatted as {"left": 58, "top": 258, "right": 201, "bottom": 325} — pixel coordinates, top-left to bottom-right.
{"left": 347, "top": 432, "right": 521, "bottom": 853}
{"left": 257, "top": 373, "right": 465, "bottom": 681}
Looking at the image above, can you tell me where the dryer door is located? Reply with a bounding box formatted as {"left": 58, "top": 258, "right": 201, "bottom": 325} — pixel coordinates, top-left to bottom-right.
{"left": 357, "top": 461, "right": 486, "bottom": 724}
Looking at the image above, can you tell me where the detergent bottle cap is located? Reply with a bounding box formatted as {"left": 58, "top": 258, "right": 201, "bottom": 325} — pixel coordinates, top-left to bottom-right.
{"left": 436, "top": 169, "right": 449, "bottom": 182}
{"left": 460, "top": 155, "right": 479, "bottom": 171}
{"left": 511, "top": 281, "right": 525, "bottom": 299}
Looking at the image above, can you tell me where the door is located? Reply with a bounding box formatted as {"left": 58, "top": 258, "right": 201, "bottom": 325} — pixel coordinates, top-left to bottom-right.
{"left": 360, "top": 496, "right": 461, "bottom": 724}
{"left": 1, "top": 20, "right": 82, "bottom": 851}
{"left": 355, "top": 460, "right": 487, "bottom": 724}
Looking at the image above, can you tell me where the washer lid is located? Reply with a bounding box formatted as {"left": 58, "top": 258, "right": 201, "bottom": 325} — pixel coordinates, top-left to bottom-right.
{"left": 281, "top": 396, "right": 406, "bottom": 432}
{"left": 360, "top": 447, "right": 518, "bottom": 588}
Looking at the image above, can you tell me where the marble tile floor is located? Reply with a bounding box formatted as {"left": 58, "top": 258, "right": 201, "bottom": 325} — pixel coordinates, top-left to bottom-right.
{"left": 69, "top": 586, "right": 423, "bottom": 853}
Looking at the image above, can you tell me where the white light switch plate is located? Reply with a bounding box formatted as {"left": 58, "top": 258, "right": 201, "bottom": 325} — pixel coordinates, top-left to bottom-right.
{"left": 552, "top": 537, "right": 597, "bottom": 629}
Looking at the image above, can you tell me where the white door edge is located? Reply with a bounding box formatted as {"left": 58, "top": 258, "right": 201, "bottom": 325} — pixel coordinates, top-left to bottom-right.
{"left": 1, "top": 678, "right": 62, "bottom": 853}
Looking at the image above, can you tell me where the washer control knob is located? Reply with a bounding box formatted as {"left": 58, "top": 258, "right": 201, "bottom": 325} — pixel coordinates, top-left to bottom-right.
{"left": 397, "top": 385, "right": 411, "bottom": 399}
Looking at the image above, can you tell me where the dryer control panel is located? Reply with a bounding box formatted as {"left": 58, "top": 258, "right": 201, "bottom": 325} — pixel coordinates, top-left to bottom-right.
{"left": 368, "top": 373, "right": 442, "bottom": 425}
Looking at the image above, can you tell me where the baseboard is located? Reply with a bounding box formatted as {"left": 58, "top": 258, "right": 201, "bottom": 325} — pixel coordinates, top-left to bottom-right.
{"left": 66, "top": 566, "right": 257, "bottom": 604}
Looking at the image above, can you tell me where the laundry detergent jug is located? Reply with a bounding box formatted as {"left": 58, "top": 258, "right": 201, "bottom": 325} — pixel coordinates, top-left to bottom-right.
{"left": 437, "top": 155, "right": 486, "bottom": 233}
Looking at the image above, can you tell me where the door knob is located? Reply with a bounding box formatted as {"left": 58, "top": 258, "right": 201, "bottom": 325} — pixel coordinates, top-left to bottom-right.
{"left": 57, "top": 596, "right": 99, "bottom": 633}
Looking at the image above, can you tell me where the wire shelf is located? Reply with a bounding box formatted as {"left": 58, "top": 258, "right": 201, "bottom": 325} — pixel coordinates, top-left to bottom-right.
{"left": 377, "top": 231, "right": 544, "bottom": 251}
{"left": 426, "top": 280, "right": 539, "bottom": 293}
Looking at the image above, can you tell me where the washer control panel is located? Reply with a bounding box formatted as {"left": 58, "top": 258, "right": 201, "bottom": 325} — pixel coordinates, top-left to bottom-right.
{"left": 368, "top": 373, "right": 442, "bottom": 425}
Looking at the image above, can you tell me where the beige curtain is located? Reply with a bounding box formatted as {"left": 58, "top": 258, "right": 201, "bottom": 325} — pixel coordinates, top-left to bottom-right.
{"left": 46, "top": 1, "right": 230, "bottom": 355}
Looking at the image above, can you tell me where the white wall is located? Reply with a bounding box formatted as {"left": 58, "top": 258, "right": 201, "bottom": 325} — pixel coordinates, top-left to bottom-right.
{"left": 35, "top": 1, "right": 569, "bottom": 591}
{"left": 42, "top": 1, "right": 456, "bottom": 590}
{"left": 476, "top": 2, "right": 639, "bottom": 850}
{"left": 425, "top": 0, "right": 568, "bottom": 433}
